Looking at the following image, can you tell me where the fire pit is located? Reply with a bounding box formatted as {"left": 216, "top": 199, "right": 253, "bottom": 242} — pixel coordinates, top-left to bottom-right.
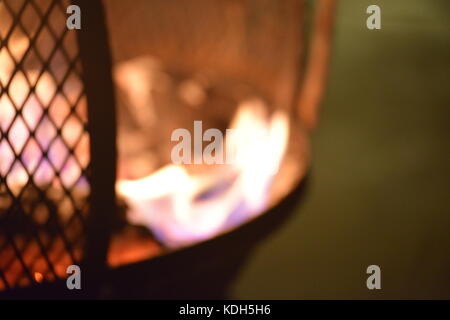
{"left": 0, "top": 0, "right": 335, "bottom": 299}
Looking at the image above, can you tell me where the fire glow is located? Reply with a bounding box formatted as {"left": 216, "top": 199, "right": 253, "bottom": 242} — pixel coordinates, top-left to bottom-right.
{"left": 2, "top": 49, "right": 290, "bottom": 249}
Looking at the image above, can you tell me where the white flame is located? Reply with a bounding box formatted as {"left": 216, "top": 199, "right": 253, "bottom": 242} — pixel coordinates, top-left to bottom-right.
{"left": 117, "top": 99, "right": 289, "bottom": 248}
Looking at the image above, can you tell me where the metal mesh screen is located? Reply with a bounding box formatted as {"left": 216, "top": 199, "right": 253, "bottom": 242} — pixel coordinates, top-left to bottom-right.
{"left": 0, "top": 0, "right": 89, "bottom": 290}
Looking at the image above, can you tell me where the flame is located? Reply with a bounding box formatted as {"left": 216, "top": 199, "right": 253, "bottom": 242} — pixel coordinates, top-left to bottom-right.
{"left": 117, "top": 99, "right": 289, "bottom": 248}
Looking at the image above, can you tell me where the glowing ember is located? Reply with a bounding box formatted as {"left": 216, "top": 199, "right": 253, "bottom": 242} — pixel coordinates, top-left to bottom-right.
{"left": 34, "top": 272, "right": 44, "bottom": 283}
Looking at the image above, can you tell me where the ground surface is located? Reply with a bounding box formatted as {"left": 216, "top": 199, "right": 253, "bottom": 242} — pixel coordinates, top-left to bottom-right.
{"left": 233, "top": 0, "right": 450, "bottom": 299}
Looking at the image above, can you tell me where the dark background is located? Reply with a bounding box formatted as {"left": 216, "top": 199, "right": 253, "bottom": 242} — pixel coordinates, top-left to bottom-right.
{"left": 233, "top": 0, "right": 450, "bottom": 299}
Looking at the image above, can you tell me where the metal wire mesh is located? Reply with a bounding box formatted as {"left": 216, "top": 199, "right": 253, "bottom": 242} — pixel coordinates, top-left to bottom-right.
{"left": 0, "top": 0, "right": 90, "bottom": 290}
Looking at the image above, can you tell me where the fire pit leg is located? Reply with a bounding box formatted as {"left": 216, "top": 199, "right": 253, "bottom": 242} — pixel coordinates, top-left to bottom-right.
{"left": 74, "top": 0, "right": 118, "bottom": 298}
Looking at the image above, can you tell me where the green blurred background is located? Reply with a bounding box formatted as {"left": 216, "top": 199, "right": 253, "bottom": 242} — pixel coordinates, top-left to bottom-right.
{"left": 233, "top": 0, "right": 450, "bottom": 299}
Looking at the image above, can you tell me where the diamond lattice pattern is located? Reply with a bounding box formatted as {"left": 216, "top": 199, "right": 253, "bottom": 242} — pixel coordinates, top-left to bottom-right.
{"left": 0, "top": 0, "right": 90, "bottom": 290}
